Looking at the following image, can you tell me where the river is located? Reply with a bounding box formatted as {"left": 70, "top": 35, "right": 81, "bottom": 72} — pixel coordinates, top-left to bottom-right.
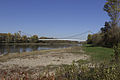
{"left": 0, "top": 44, "right": 81, "bottom": 55}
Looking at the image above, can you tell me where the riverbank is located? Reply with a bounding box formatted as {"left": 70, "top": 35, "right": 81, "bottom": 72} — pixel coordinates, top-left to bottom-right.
{"left": 0, "top": 46, "right": 85, "bottom": 62}
{"left": 0, "top": 44, "right": 115, "bottom": 79}
{"left": 0, "top": 46, "right": 89, "bottom": 74}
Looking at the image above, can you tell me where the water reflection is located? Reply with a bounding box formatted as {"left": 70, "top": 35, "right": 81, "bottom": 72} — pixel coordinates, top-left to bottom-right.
{"left": 0, "top": 44, "right": 79, "bottom": 54}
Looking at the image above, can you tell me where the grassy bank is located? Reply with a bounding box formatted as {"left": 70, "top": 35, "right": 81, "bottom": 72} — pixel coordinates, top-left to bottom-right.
{"left": 82, "top": 44, "right": 114, "bottom": 62}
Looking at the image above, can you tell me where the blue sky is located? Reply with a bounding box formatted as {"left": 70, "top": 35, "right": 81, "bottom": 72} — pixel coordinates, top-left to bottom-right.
{"left": 0, "top": 0, "right": 109, "bottom": 39}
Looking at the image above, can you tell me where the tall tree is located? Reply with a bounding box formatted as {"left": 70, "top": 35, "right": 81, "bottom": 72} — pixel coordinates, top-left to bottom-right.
{"left": 100, "top": 22, "right": 112, "bottom": 47}
{"left": 104, "top": 0, "right": 120, "bottom": 62}
{"left": 104, "top": 0, "right": 120, "bottom": 46}
{"left": 104, "top": 0, "right": 120, "bottom": 26}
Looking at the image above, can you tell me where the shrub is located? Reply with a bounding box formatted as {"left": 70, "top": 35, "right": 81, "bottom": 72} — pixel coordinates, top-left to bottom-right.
{"left": 55, "top": 62, "right": 120, "bottom": 80}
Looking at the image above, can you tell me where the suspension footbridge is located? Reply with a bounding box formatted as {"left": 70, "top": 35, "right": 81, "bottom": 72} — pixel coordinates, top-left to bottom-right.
{"left": 19, "top": 31, "right": 93, "bottom": 42}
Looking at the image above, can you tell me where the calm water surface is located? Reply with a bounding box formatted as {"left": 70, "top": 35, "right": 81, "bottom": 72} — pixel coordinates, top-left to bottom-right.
{"left": 0, "top": 44, "right": 81, "bottom": 55}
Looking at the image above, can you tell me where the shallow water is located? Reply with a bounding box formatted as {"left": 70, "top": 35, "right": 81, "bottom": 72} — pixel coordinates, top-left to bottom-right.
{"left": 0, "top": 44, "right": 80, "bottom": 54}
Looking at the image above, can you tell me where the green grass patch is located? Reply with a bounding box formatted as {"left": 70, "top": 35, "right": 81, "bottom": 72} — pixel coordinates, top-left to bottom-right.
{"left": 76, "top": 59, "right": 89, "bottom": 64}
{"left": 83, "top": 44, "right": 114, "bottom": 62}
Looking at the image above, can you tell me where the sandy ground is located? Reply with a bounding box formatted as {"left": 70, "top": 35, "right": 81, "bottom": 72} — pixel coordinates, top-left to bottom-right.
{"left": 0, "top": 47, "right": 90, "bottom": 79}
{"left": 0, "top": 48, "right": 89, "bottom": 69}
{"left": 0, "top": 52, "right": 89, "bottom": 69}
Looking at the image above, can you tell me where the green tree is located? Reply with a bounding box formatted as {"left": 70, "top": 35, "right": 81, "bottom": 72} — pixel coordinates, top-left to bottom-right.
{"left": 13, "top": 32, "right": 21, "bottom": 43}
{"left": 87, "top": 34, "right": 92, "bottom": 44}
{"left": 104, "top": 0, "right": 120, "bottom": 46}
{"left": 100, "top": 22, "right": 112, "bottom": 47}
{"left": 104, "top": 0, "right": 120, "bottom": 62}
{"left": 91, "top": 33, "right": 103, "bottom": 46}
{"left": 22, "top": 35, "right": 28, "bottom": 43}
{"left": 30, "top": 35, "right": 38, "bottom": 43}
{"left": 104, "top": 0, "right": 120, "bottom": 25}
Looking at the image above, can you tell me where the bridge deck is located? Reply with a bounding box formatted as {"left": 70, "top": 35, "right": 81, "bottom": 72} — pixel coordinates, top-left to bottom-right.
{"left": 38, "top": 39, "right": 86, "bottom": 42}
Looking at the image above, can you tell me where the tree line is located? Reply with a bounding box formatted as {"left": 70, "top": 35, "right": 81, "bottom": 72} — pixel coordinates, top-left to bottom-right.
{"left": 87, "top": 0, "right": 120, "bottom": 62}
{"left": 0, "top": 32, "right": 78, "bottom": 44}
{"left": 87, "top": 0, "right": 120, "bottom": 48}
{"left": 0, "top": 32, "right": 39, "bottom": 43}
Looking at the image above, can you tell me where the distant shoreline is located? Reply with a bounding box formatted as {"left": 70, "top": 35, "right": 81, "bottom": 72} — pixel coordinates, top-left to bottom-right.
{"left": 0, "top": 42, "right": 79, "bottom": 46}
